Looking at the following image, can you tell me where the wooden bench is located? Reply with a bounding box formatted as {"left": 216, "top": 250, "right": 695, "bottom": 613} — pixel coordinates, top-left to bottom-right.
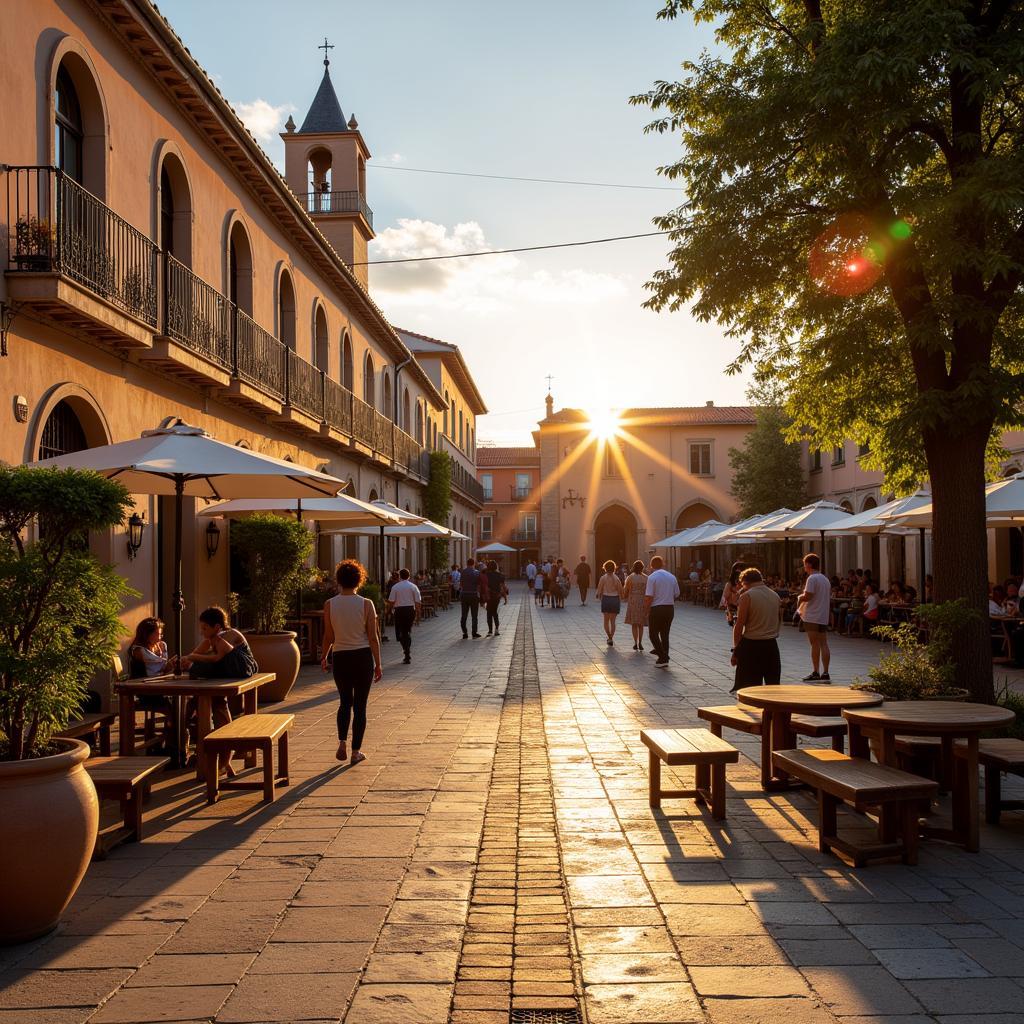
{"left": 954, "top": 738, "right": 1024, "bottom": 824}
{"left": 58, "top": 713, "right": 116, "bottom": 756}
{"left": 772, "top": 748, "right": 938, "bottom": 866}
{"left": 85, "top": 755, "right": 168, "bottom": 859}
{"left": 699, "top": 704, "right": 847, "bottom": 751}
{"left": 202, "top": 714, "right": 292, "bottom": 804}
{"left": 640, "top": 728, "right": 739, "bottom": 820}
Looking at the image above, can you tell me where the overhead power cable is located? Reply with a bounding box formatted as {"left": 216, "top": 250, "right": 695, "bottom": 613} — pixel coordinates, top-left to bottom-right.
{"left": 370, "top": 164, "right": 680, "bottom": 192}
{"left": 354, "top": 230, "right": 672, "bottom": 266}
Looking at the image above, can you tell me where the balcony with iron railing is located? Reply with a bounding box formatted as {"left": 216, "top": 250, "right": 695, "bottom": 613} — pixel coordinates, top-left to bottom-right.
{"left": 449, "top": 459, "right": 486, "bottom": 505}
{"left": 5, "top": 165, "right": 426, "bottom": 481}
{"left": 510, "top": 529, "right": 539, "bottom": 543}
{"left": 510, "top": 485, "right": 533, "bottom": 501}
{"left": 302, "top": 189, "right": 373, "bottom": 229}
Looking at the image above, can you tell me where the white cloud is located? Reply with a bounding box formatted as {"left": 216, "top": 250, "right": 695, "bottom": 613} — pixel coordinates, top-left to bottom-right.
{"left": 369, "top": 218, "right": 627, "bottom": 314}
{"left": 233, "top": 98, "right": 295, "bottom": 143}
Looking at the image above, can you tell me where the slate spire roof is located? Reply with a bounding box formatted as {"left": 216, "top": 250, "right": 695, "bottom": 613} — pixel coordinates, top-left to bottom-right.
{"left": 298, "top": 64, "right": 348, "bottom": 134}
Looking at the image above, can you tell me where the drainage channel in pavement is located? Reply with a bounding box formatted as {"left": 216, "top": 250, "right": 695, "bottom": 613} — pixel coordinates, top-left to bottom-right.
{"left": 450, "top": 595, "right": 583, "bottom": 1024}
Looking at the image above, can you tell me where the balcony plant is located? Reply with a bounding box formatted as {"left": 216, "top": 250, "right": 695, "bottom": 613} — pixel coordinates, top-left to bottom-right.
{"left": 0, "top": 466, "right": 133, "bottom": 943}
{"left": 230, "top": 512, "right": 313, "bottom": 702}
{"left": 13, "top": 216, "right": 55, "bottom": 271}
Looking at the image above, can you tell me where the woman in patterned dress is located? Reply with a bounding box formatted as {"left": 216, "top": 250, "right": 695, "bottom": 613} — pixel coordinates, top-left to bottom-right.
{"left": 623, "top": 560, "right": 649, "bottom": 651}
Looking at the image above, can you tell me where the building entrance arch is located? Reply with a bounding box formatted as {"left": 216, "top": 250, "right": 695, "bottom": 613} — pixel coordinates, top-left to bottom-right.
{"left": 593, "top": 504, "right": 638, "bottom": 569}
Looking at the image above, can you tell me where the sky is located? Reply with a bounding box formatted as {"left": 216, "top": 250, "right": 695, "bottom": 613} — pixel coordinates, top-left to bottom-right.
{"left": 158, "top": 0, "right": 749, "bottom": 445}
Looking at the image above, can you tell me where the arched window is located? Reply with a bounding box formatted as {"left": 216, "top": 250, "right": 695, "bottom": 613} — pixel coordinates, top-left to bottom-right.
{"left": 363, "top": 352, "right": 375, "bottom": 407}
{"left": 307, "top": 146, "right": 333, "bottom": 212}
{"left": 157, "top": 153, "right": 192, "bottom": 266}
{"left": 39, "top": 400, "right": 87, "bottom": 460}
{"left": 368, "top": 488, "right": 379, "bottom": 502}
{"left": 228, "top": 220, "right": 253, "bottom": 316}
{"left": 313, "top": 303, "right": 329, "bottom": 370}
{"left": 278, "top": 270, "right": 296, "bottom": 350}
{"left": 342, "top": 331, "right": 354, "bottom": 391}
{"left": 415, "top": 402, "right": 424, "bottom": 445}
{"left": 402, "top": 388, "right": 411, "bottom": 433}
{"left": 55, "top": 67, "right": 83, "bottom": 184}
{"left": 469, "top": 426, "right": 474, "bottom": 455}
{"left": 458, "top": 410, "right": 464, "bottom": 449}
{"left": 382, "top": 370, "right": 392, "bottom": 420}
{"left": 342, "top": 478, "right": 356, "bottom": 496}
{"left": 444, "top": 391, "right": 450, "bottom": 435}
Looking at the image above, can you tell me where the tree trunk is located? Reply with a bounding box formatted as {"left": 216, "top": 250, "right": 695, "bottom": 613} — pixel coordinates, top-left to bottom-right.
{"left": 924, "top": 427, "right": 994, "bottom": 703}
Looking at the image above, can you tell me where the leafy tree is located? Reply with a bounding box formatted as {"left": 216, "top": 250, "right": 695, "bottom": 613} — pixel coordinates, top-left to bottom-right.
{"left": 423, "top": 451, "right": 453, "bottom": 570}
{"left": 230, "top": 513, "right": 313, "bottom": 634}
{"left": 634, "top": 0, "right": 1023, "bottom": 700}
{"left": 0, "top": 468, "right": 134, "bottom": 760}
{"left": 728, "top": 388, "right": 806, "bottom": 517}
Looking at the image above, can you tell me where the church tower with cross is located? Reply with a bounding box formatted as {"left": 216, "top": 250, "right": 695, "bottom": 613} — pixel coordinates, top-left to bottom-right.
{"left": 282, "top": 39, "right": 375, "bottom": 286}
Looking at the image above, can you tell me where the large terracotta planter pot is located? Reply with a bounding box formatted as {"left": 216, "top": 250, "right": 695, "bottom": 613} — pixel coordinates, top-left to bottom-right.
{"left": 246, "top": 631, "right": 300, "bottom": 703}
{"left": 0, "top": 739, "right": 98, "bottom": 944}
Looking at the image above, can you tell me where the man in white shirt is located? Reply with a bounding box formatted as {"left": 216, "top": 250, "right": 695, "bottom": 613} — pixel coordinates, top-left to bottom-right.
{"left": 526, "top": 561, "right": 537, "bottom": 586}
{"left": 643, "top": 556, "right": 681, "bottom": 666}
{"left": 796, "top": 553, "right": 831, "bottom": 681}
{"left": 386, "top": 568, "right": 422, "bottom": 665}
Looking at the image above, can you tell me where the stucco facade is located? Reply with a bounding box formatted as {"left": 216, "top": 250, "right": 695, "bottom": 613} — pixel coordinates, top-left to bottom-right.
{"left": 476, "top": 447, "right": 542, "bottom": 573}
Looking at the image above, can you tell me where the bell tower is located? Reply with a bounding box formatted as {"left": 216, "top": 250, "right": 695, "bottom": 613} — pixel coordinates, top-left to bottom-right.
{"left": 283, "top": 40, "right": 374, "bottom": 287}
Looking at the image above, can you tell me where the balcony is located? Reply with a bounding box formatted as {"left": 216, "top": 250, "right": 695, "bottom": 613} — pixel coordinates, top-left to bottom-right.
{"left": 4, "top": 165, "right": 427, "bottom": 480}
{"left": 449, "top": 460, "right": 485, "bottom": 506}
{"left": 5, "top": 165, "right": 158, "bottom": 346}
{"left": 511, "top": 529, "right": 538, "bottom": 543}
{"left": 510, "top": 485, "right": 533, "bottom": 500}
{"left": 302, "top": 190, "right": 373, "bottom": 230}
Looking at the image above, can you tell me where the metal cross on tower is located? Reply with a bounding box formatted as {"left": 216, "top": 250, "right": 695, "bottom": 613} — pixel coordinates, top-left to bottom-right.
{"left": 319, "top": 37, "right": 334, "bottom": 66}
{"left": 545, "top": 374, "right": 554, "bottom": 392}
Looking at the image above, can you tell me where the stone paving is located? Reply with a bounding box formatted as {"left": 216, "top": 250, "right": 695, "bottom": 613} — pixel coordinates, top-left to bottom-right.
{"left": 2, "top": 586, "right": 1024, "bottom": 1024}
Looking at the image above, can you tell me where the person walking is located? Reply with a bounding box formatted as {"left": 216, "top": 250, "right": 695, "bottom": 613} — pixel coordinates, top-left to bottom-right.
{"left": 574, "top": 556, "right": 592, "bottom": 605}
{"left": 644, "top": 556, "right": 680, "bottom": 666}
{"left": 721, "top": 561, "right": 745, "bottom": 627}
{"left": 596, "top": 560, "right": 624, "bottom": 646}
{"left": 730, "top": 568, "right": 781, "bottom": 692}
{"left": 321, "top": 559, "right": 382, "bottom": 765}
{"left": 623, "top": 560, "right": 649, "bottom": 651}
{"left": 484, "top": 559, "right": 506, "bottom": 636}
{"left": 796, "top": 552, "right": 832, "bottom": 681}
{"left": 526, "top": 559, "right": 537, "bottom": 593}
{"left": 460, "top": 557, "right": 483, "bottom": 639}
{"left": 533, "top": 564, "right": 545, "bottom": 605}
{"left": 450, "top": 563, "right": 462, "bottom": 601}
{"left": 386, "top": 568, "right": 421, "bottom": 665}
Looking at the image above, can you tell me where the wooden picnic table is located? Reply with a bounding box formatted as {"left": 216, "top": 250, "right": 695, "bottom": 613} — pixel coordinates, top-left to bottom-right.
{"left": 844, "top": 701, "right": 1015, "bottom": 852}
{"left": 115, "top": 673, "right": 275, "bottom": 778}
{"left": 736, "top": 685, "right": 883, "bottom": 790}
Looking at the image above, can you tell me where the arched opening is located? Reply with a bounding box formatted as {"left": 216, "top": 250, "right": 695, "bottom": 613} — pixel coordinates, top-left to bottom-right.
{"left": 52, "top": 52, "right": 106, "bottom": 197}
{"left": 415, "top": 402, "right": 424, "bottom": 445}
{"left": 675, "top": 502, "right": 718, "bottom": 530}
{"left": 458, "top": 411, "right": 464, "bottom": 449}
{"left": 382, "top": 370, "right": 392, "bottom": 420}
{"left": 277, "top": 271, "right": 296, "bottom": 350}
{"left": 593, "top": 504, "right": 639, "bottom": 569}
{"left": 307, "top": 146, "right": 333, "bottom": 211}
{"left": 313, "top": 303, "right": 329, "bottom": 370}
{"left": 444, "top": 392, "right": 450, "bottom": 435}
{"left": 402, "top": 388, "right": 411, "bottom": 434}
{"left": 158, "top": 154, "right": 192, "bottom": 266}
{"left": 363, "top": 352, "right": 375, "bottom": 408}
{"left": 861, "top": 496, "right": 878, "bottom": 512}
{"left": 38, "top": 399, "right": 88, "bottom": 460}
{"left": 227, "top": 220, "right": 253, "bottom": 317}
{"left": 341, "top": 331, "right": 354, "bottom": 391}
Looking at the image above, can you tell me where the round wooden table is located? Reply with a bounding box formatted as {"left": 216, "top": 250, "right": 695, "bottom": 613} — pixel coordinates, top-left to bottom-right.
{"left": 736, "top": 685, "right": 883, "bottom": 790}
{"left": 843, "top": 701, "right": 1014, "bottom": 852}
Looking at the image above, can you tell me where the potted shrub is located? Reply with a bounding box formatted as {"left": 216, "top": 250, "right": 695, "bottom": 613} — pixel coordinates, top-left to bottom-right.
{"left": 13, "top": 216, "right": 55, "bottom": 271}
{"left": 231, "top": 512, "right": 313, "bottom": 703}
{"left": 0, "top": 466, "right": 132, "bottom": 944}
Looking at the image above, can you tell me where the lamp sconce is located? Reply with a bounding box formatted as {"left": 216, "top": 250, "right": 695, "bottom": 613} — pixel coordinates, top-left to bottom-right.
{"left": 205, "top": 519, "right": 221, "bottom": 560}
{"left": 561, "top": 489, "right": 586, "bottom": 509}
{"left": 126, "top": 512, "right": 145, "bottom": 560}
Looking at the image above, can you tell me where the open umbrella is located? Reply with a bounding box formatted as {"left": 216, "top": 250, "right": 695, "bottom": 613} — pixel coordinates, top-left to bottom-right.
{"left": 735, "top": 501, "right": 852, "bottom": 573}
{"left": 824, "top": 492, "right": 932, "bottom": 578}
{"left": 477, "top": 542, "right": 517, "bottom": 554}
{"left": 29, "top": 421, "right": 343, "bottom": 665}
{"left": 198, "top": 494, "right": 403, "bottom": 526}
{"left": 893, "top": 473, "right": 1024, "bottom": 528}
{"left": 651, "top": 520, "right": 726, "bottom": 548}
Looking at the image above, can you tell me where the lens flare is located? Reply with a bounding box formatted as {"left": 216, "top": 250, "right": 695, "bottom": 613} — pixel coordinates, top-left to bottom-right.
{"left": 809, "top": 213, "right": 884, "bottom": 297}
{"left": 585, "top": 408, "right": 621, "bottom": 442}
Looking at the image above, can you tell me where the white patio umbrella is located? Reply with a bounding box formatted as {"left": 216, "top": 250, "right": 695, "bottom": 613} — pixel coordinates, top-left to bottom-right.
{"left": 477, "top": 542, "right": 517, "bottom": 553}
{"left": 893, "top": 473, "right": 1024, "bottom": 528}
{"left": 29, "top": 421, "right": 343, "bottom": 664}
{"left": 737, "top": 500, "right": 852, "bottom": 573}
{"left": 651, "top": 519, "right": 726, "bottom": 548}
{"left": 198, "top": 494, "right": 403, "bottom": 526}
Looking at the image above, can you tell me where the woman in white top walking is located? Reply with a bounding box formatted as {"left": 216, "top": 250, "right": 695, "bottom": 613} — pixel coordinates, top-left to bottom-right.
{"left": 321, "top": 560, "right": 382, "bottom": 765}
{"left": 596, "top": 560, "right": 625, "bottom": 646}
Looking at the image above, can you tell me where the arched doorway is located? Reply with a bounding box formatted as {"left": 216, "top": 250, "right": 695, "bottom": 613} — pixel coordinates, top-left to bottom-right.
{"left": 593, "top": 505, "right": 638, "bottom": 569}
{"left": 675, "top": 502, "right": 718, "bottom": 531}
{"left": 278, "top": 271, "right": 296, "bottom": 350}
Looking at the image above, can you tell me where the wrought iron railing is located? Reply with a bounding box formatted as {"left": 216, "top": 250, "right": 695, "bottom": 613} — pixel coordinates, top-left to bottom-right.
{"left": 450, "top": 460, "right": 486, "bottom": 504}
{"left": 511, "top": 529, "right": 538, "bottom": 543}
{"left": 372, "top": 409, "right": 394, "bottom": 459}
{"left": 6, "top": 165, "right": 158, "bottom": 325}
{"left": 352, "top": 395, "right": 375, "bottom": 448}
{"left": 287, "top": 349, "right": 324, "bottom": 420}
{"left": 164, "top": 254, "right": 232, "bottom": 368}
{"left": 324, "top": 375, "right": 353, "bottom": 435}
{"left": 511, "top": 486, "right": 533, "bottom": 500}
{"left": 234, "top": 308, "right": 286, "bottom": 401}
{"left": 302, "top": 189, "right": 373, "bottom": 228}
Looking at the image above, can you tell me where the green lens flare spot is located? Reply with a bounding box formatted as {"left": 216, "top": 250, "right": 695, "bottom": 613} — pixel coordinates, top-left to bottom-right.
{"left": 864, "top": 241, "right": 886, "bottom": 264}
{"left": 890, "top": 220, "right": 912, "bottom": 240}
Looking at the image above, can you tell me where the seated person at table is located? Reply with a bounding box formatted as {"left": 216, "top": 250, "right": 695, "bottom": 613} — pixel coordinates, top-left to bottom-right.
{"left": 989, "top": 585, "right": 1008, "bottom": 617}
{"left": 852, "top": 584, "right": 879, "bottom": 636}
{"left": 127, "top": 616, "right": 175, "bottom": 750}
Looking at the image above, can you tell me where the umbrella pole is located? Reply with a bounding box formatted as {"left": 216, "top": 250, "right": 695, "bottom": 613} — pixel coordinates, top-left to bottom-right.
{"left": 295, "top": 501, "right": 304, "bottom": 642}
{"left": 173, "top": 476, "right": 185, "bottom": 671}
{"left": 379, "top": 524, "right": 388, "bottom": 641}
{"left": 919, "top": 527, "right": 926, "bottom": 591}
{"left": 820, "top": 530, "right": 826, "bottom": 574}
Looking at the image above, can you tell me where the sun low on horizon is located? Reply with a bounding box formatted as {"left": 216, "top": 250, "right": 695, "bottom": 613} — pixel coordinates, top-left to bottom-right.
{"left": 584, "top": 407, "right": 622, "bottom": 442}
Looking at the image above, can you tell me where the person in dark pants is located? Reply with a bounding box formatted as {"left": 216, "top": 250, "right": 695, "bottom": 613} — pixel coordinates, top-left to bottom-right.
{"left": 484, "top": 559, "right": 506, "bottom": 636}
{"left": 460, "top": 558, "right": 482, "bottom": 638}
{"left": 386, "top": 568, "right": 422, "bottom": 665}
{"left": 321, "top": 559, "right": 382, "bottom": 765}
{"left": 644, "top": 555, "right": 680, "bottom": 666}
{"left": 729, "top": 568, "right": 782, "bottom": 692}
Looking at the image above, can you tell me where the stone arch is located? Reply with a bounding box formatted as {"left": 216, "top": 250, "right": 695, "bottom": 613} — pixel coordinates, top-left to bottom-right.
{"left": 27, "top": 382, "right": 111, "bottom": 464}
{"left": 223, "top": 211, "right": 253, "bottom": 316}
{"left": 341, "top": 330, "right": 354, "bottom": 391}
{"left": 415, "top": 401, "right": 424, "bottom": 445}
{"left": 368, "top": 487, "right": 379, "bottom": 503}
{"left": 363, "top": 352, "right": 375, "bottom": 407}
{"left": 381, "top": 369, "right": 392, "bottom": 420}
{"left": 674, "top": 500, "right": 720, "bottom": 531}
{"left": 313, "top": 300, "right": 329, "bottom": 370}
{"left": 861, "top": 495, "right": 878, "bottom": 512}
{"left": 402, "top": 388, "right": 411, "bottom": 434}
{"left": 47, "top": 36, "right": 110, "bottom": 197}
{"left": 305, "top": 144, "right": 334, "bottom": 209}
{"left": 152, "top": 140, "right": 193, "bottom": 266}
{"left": 592, "top": 502, "right": 639, "bottom": 569}
{"left": 275, "top": 263, "right": 296, "bottom": 350}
